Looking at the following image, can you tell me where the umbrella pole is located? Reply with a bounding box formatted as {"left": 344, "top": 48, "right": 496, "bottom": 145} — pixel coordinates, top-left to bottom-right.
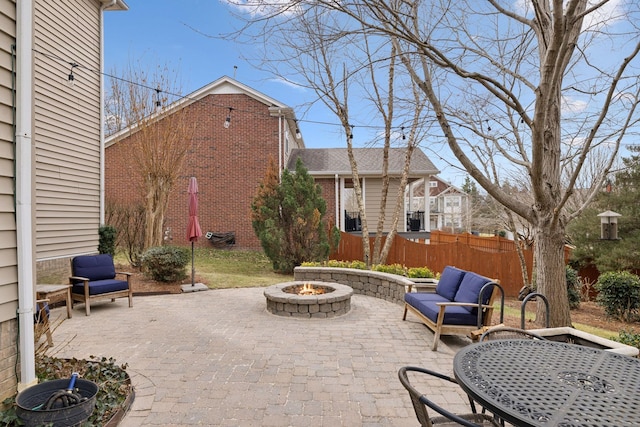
{"left": 191, "top": 241, "right": 195, "bottom": 286}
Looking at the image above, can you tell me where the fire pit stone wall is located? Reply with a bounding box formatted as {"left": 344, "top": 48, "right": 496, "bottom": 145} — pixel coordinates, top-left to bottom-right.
{"left": 265, "top": 281, "right": 353, "bottom": 318}
{"left": 293, "top": 266, "right": 412, "bottom": 305}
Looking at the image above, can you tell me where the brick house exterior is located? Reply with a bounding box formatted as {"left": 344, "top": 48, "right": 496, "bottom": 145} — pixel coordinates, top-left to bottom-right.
{"left": 105, "top": 76, "right": 304, "bottom": 250}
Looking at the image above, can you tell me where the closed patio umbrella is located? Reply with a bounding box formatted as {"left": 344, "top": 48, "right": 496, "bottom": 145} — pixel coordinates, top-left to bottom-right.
{"left": 187, "top": 176, "right": 202, "bottom": 286}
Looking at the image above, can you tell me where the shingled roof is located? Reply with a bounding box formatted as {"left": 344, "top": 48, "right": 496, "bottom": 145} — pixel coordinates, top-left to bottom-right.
{"left": 286, "top": 148, "right": 439, "bottom": 177}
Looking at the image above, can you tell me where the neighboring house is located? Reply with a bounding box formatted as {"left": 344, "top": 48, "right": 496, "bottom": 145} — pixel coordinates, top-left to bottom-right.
{"left": 286, "top": 148, "right": 440, "bottom": 234}
{"left": 0, "top": 0, "right": 127, "bottom": 402}
{"left": 105, "top": 76, "right": 305, "bottom": 250}
{"left": 406, "top": 176, "right": 470, "bottom": 232}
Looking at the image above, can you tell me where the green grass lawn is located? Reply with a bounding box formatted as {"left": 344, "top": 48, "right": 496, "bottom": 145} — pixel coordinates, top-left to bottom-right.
{"left": 192, "top": 248, "right": 293, "bottom": 288}
{"left": 501, "top": 303, "right": 619, "bottom": 340}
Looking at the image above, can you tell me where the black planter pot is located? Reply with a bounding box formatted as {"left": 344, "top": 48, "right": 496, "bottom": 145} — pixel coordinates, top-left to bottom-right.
{"left": 15, "top": 378, "right": 98, "bottom": 427}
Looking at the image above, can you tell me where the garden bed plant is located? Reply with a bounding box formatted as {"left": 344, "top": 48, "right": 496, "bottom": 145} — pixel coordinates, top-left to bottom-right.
{"left": 1, "top": 356, "right": 131, "bottom": 426}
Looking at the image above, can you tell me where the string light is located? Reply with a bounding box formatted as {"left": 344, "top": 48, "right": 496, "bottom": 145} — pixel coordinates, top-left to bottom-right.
{"left": 67, "top": 63, "right": 78, "bottom": 86}
{"left": 294, "top": 120, "right": 301, "bottom": 139}
{"left": 34, "top": 48, "right": 418, "bottom": 137}
{"left": 224, "top": 107, "right": 233, "bottom": 129}
{"left": 155, "top": 87, "right": 162, "bottom": 112}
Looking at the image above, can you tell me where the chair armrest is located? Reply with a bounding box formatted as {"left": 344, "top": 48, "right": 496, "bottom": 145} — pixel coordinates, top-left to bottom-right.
{"left": 116, "top": 271, "right": 132, "bottom": 276}
{"left": 435, "top": 302, "right": 494, "bottom": 310}
{"left": 406, "top": 279, "right": 438, "bottom": 293}
{"left": 69, "top": 276, "right": 90, "bottom": 282}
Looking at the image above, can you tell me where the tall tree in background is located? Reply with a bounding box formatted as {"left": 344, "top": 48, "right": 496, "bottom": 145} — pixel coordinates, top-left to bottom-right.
{"left": 105, "top": 64, "right": 195, "bottom": 250}
{"left": 281, "top": 0, "right": 640, "bottom": 327}
{"left": 232, "top": 6, "right": 432, "bottom": 266}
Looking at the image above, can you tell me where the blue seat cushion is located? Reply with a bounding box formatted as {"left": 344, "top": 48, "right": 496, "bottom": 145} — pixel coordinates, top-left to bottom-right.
{"left": 453, "top": 272, "right": 493, "bottom": 312}
{"left": 72, "top": 254, "right": 117, "bottom": 282}
{"left": 72, "top": 279, "right": 129, "bottom": 296}
{"left": 435, "top": 266, "right": 466, "bottom": 301}
{"left": 412, "top": 299, "right": 479, "bottom": 326}
{"left": 405, "top": 292, "right": 450, "bottom": 307}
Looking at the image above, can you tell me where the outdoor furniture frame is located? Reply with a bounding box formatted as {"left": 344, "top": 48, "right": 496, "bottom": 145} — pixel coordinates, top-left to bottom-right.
{"left": 398, "top": 366, "right": 502, "bottom": 426}
{"left": 403, "top": 266, "right": 504, "bottom": 351}
{"left": 480, "top": 326, "right": 547, "bottom": 342}
{"left": 35, "top": 299, "right": 53, "bottom": 347}
{"left": 69, "top": 254, "right": 133, "bottom": 316}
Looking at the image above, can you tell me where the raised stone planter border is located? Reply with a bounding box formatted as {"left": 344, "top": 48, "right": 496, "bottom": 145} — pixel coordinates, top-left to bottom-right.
{"left": 293, "top": 266, "right": 412, "bottom": 306}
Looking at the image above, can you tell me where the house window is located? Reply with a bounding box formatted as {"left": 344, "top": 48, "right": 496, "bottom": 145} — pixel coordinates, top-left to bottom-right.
{"left": 430, "top": 181, "right": 438, "bottom": 187}
{"left": 445, "top": 197, "right": 460, "bottom": 207}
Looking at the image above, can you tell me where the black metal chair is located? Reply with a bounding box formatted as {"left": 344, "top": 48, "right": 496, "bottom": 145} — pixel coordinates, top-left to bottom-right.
{"left": 479, "top": 326, "right": 547, "bottom": 342}
{"left": 398, "top": 366, "right": 502, "bottom": 426}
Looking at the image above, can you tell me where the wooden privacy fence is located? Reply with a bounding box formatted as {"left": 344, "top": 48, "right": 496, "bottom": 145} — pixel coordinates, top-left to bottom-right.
{"left": 330, "top": 231, "right": 534, "bottom": 297}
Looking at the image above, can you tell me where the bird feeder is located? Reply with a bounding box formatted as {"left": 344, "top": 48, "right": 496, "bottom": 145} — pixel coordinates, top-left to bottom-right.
{"left": 597, "top": 210, "right": 621, "bottom": 240}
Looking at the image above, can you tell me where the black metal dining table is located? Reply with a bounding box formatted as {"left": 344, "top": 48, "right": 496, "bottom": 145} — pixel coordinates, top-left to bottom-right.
{"left": 453, "top": 339, "right": 640, "bottom": 426}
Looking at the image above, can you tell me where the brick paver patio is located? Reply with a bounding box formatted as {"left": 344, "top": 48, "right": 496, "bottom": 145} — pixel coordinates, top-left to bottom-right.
{"left": 49, "top": 287, "right": 472, "bottom": 426}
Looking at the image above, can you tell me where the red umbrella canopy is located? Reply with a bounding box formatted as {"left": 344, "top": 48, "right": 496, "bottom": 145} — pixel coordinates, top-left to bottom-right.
{"left": 187, "top": 177, "right": 202, "bottom": 242}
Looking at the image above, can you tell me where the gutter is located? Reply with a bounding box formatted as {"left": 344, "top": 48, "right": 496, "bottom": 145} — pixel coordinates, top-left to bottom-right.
{"left": 99, "top": 0, "right": 118, "bottom": 225}
{"left": 16, "top": 0, "right": 36, "bottom": 390}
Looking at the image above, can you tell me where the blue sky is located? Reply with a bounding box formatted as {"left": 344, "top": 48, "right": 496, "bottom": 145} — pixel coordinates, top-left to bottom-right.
{"left": 104, "top": 1, "right": 360, "bottom": 148}
{"left": 103, "top": 1, "right": 469, "bottom": 185}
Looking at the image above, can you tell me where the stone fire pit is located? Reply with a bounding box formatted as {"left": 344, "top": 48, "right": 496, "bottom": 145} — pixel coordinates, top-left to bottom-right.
{"left": 264, "top": 281, "right": 353, "bottom": 318}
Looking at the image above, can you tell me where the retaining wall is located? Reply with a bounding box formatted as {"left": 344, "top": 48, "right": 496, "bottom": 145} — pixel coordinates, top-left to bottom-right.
{"left": 293, "top": 266, "right": 412, "bottom": 306}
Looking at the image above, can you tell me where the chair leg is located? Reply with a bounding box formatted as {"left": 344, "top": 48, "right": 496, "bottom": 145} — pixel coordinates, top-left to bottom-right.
{"left": 402, "top": 304, "right": 408, "bottom": 320}
{"left": 431, "top": 330, "right": 440, "bottom": 351}
{"left": 85, "top": 300, "right": 90, "bottom": 316}
{"left": 45, "top": 324, "right": 53, "bottom": 347}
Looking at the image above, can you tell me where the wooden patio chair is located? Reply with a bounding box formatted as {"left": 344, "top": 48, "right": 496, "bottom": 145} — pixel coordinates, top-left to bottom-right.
{"left": 34, "top": 299, "right": 53, "bottom": 347}
{"left": 69, "top": 254, "right": 133, "bottom": 316}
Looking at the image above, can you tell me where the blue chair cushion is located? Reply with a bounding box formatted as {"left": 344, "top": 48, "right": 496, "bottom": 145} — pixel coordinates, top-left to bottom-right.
{"left": 72, "top": 279, "right": 129, "bottom": 296}
{"left": 34, "top": 301, "right": 50, "bottom": 323}
{"left": 453, "top": 272, "right": 493, "bottom": 312}
{"left": 72, "top": 254, "right": 117, "bottom": 282}
{"left": 412, "top": 299, "right": 479, "bottom": 326}
{"left": 435, "top": 266, "right": 466, "bottom": 301}
{"left": 405, "top": 292, "right": 450, "bottom": 307}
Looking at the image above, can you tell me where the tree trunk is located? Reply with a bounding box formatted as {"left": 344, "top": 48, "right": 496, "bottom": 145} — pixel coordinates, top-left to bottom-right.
{"left": 534, "top": 222, "right": 571, "bottom": 327}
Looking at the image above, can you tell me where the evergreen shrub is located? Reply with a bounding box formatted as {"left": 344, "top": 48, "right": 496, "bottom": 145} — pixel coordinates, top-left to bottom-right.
{"left": 140, "top": 246, "right": 190, "bottom": 282}
{"left": 596, "top": 271, "right": 640, "bottom": 322}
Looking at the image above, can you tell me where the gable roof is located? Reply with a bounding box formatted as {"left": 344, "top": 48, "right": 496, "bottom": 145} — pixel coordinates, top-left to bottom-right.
{"left": 106, "top": 75, "right": 299, "bottom": 146}
{"left": 287, "top": 148, "right": 439, "bottom": 177}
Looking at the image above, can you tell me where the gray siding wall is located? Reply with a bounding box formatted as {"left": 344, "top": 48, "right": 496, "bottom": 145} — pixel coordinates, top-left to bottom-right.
{"left": 364, "top": 178, "right": 404, "bottom": 233}
{"left": 34, "top": 0, "right": 102, "bottom": 260}
{"left": 0, "top": 0, "right": 17, "bottom": 322}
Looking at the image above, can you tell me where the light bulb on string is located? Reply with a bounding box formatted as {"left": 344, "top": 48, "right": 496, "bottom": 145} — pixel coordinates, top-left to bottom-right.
{"left": 224, "top": 107, "right": 233, "bottom": 128}
{"left": 155, "top": 87, "right": 162, "bottom": 112}
{"left": 67, "top": 63, "right": 78, "bottom": 87}
{"left": 294, "top": 120, "right": 301, "bottom": 139}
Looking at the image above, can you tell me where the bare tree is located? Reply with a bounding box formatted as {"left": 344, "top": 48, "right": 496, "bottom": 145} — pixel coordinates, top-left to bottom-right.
{"left": 275, "top": 0, "right": 640, "bottom": 327}
{"left": 231, "top": 7, "right": 431, "bottom": 266}
{"left": 106, "top": 64, "right": 196, "bottom": 250}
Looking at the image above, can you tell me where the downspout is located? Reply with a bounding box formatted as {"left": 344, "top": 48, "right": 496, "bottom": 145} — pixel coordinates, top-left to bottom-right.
{"left": 334, "top": 174, "right": 339, "bottom": 230}
{"left": 16, "top": 0, "right": 36, "bottom": 389}
{"left": 99, "top": 0, "right": 116, "bottom": 225}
